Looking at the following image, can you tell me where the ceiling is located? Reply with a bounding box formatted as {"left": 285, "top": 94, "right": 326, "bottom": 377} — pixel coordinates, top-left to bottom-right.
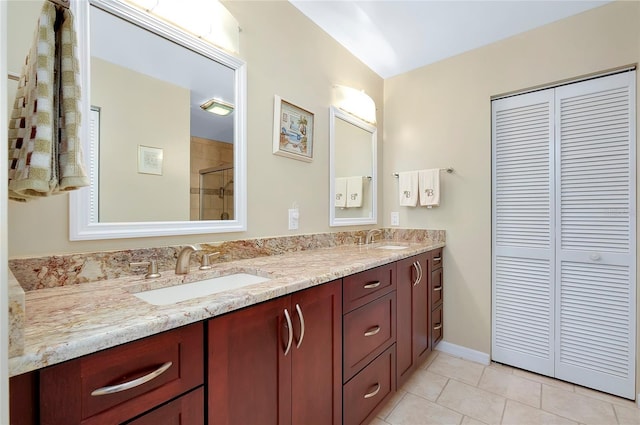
{"left": 289, "top": 0, "right": 611, "bottom": 79}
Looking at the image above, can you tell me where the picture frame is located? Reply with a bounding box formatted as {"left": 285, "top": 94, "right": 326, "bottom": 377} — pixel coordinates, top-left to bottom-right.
{"left": 272, "top": 95, "right": 314, "bottom": 162}
{"left": 137, "top": 145, "right": 163, "bottom": 175}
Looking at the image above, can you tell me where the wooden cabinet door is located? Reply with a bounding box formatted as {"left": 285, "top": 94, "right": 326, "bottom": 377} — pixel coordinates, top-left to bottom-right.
{"left": 290, "top": 280, "right": 342, "bottom": 425}
{"left": 413, "top": 253, "right": 430, "bottom": 366}
{"left": 208, "top": 296, "right": 292, "bottom": 425}
{"left": 396, "top": 253, "right": 430, "bottom": 387}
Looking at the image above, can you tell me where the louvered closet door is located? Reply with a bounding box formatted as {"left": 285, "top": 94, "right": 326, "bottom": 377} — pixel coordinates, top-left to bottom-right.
{"left": 491, "top": 89, "right": 556, "bottom": 376}
{"left": 554, "top": 72, "right": 636, "bottom": 399}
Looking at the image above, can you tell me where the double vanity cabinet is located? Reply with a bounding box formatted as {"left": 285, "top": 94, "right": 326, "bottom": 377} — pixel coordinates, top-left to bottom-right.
{"left": 9, "top": 247, "right": 444, "bottom": 425}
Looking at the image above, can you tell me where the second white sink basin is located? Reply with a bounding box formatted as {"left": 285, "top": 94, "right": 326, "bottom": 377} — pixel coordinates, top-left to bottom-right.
{"left": 376, "top": 245, "right": 409, "bottom": 250}
{"left": 134, "top": 273, "right": 271, "bottom": 306}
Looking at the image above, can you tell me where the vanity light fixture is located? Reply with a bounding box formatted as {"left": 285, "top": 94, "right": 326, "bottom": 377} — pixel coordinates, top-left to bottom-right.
{"left": 200, "top": 99, "right": 235, "bottom": 116}
{"left": 333, "top": 85, "right": 377, "bottom": 124}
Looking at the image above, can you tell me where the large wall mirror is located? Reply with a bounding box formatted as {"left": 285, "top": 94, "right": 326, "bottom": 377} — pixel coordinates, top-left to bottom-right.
{"left": 329, "top": 106, "right": 377, "bottom": 226}
{"left": 70, "top": 0, "right": 247, "bottom": 240}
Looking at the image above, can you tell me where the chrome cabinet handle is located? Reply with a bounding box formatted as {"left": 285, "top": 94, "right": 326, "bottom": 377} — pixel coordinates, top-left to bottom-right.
{"left": 364, "top": 325, "right": 381, "bottom": 337}
{"left": 363, "top": 281, "right": 381, "bottom": 289}
{"left": 434, "top": 323, "right": 443, "bottom": 330}
{"left": 363, "top": 383, "right": 381, "bottom": 399}
{"left": 433, "top": 286, "right": 443, "bottom": 291}
{"left": 284, "top": 308, "right": 293, "bottom": 356}
{"left": 91, "top": 361, "right": 173, "bottom": 396}
{"left": 413, "top": 261, "right": 423, "bottom": 286}
{"left": 433, "top": 256, "right": 442, "bottom": 262}
{"left": 295, "top": 303, "right": 305, "bottom": 349}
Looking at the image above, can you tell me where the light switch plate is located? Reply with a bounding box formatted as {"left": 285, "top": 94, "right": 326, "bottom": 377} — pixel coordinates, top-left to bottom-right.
{"left": 391, "top": 212, "right": 400, "bottom": 226}
{"left": 288, "top": 208, "right": 299, "bottom": 230}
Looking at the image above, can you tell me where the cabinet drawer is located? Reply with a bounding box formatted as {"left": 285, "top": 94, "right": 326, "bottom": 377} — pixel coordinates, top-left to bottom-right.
{"left": 431, "top": 267, "right": 443, "bottom": 307}
{"left": 432, "top": 305, "right": 443, "bottom": 347}
{"left": 40, "top": 322, "right": 203, "bottom": 424}
{"left": 343, "top": 344, "right": 396, "bottom": 425}
{"left": 126, "top": 386, "right": 204, "bottom": 425}
{"left": 430, "top": 248, "right": 443, "bottom": 270}
{"left": 343, "top": 263, "right": 396, "bottom": 313}
{"left": 343, "top": 291, "right": 396, "bottom": 382}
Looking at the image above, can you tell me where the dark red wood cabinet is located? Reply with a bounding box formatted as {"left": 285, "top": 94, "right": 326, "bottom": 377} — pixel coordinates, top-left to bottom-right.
{"left": 9, "top": 322, "right": 204, "bottom": 425}
{"left": 396, "top": 252, "right": 431, "bottom": 388}
{"left": 429, "top": 248, "right": 444, "bottom": 347}
{"left": 208, "top": 279, "right": 342, "bottom": 425}
{"left": 342, "top": 264, "right": 398, "bottom": 425}
{"left": 9, "top": 249, "right": 443, "bottom": 425}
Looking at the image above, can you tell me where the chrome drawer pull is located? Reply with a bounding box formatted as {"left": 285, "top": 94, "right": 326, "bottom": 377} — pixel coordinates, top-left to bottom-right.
{"left": 364, "top": 325, "right": 381, "bottom": 337}
{"left": 433, "top": 323, "right": 443, "bottom": 330}
{"left": 433, "top": 286, "right": 443, "bottom": 291}
{"left": 91, "top": 361, "right": 173, "bottom": 396}
{"left": 433, "top": 257, "right": 442, "bottom": 262}
{"left": 295, "top": 303, "right": 305, "bottom": 349}
{"left": 363, "top": 383, "right": 381, "bottom": 399}
{"left": 284, "top": 308, "right": 293, "bottom": 356}
{"left": 363, "top": 281, "right": 381, "bottom": 289}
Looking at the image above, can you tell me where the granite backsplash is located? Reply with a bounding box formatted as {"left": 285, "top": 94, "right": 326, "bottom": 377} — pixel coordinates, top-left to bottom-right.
{"left": 9, "top": 229, "right": 445, "bottom": 291}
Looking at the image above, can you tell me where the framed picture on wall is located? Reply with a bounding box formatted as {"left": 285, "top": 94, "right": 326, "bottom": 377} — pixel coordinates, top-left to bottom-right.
{"left": 272, "top": 95, "right": 314, "bottom": 162}
{"left": 138, "top": 145, "right": 163, "bottom": 175}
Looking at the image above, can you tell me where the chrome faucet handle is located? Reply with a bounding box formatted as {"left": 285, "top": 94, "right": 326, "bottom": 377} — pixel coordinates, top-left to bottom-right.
{"left": 129, "top": 260, "right": 161, "bottom": 279}
{"left": 199, "top": 252, "right": 221, "bottom": 270}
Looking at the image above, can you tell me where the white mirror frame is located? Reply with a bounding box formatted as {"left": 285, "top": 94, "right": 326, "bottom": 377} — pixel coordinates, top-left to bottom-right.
{"left": 329, "top": 106, "right": 377, "bottom": 227}
{"left": 70, "top": 0, "right": 247, "bottom": 240}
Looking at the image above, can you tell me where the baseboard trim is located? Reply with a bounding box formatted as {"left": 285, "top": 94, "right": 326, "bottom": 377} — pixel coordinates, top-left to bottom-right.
{"left": 435, "top": 341, "right": 491, "bottom": 365}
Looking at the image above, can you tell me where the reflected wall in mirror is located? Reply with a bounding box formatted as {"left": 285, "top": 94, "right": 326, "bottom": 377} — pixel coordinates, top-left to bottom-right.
{"left": 329, "top": 107, "right": 377, "bottom": 226}
{"left": 70, "top": 0, "right": 247, "bottom": 240}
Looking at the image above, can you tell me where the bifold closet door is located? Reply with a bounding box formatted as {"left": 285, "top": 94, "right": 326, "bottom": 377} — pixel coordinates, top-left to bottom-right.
{"left": 491, "top": 89, "right": 556, "bottom": 376}
{"left": 492, "top": 71, "right": 636, "bottom": 400}
{"left": 554, "top": 72, "right": 636, "bottom": 399}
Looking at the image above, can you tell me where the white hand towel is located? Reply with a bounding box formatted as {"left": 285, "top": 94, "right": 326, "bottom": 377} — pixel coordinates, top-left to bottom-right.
{"left": 346, "top": 176, "right": 363, "bottom": 208}
{"left": 398, "top": 171, "right": 418, "bottom": 207}
{"left": 419, "top": 169, "right": 440, "bottom": 207}
{"left": 335, "top": 177, "right": 347, "bottom": 208}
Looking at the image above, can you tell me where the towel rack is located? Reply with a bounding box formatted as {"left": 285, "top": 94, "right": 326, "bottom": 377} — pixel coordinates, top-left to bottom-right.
{"left": 393, "top": 167, "right": 454, "bottom": 177}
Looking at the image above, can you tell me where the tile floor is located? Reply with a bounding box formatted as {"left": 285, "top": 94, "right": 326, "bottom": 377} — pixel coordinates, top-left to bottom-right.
{"left": 372, "top": 351, "right": 640, "bottom": 425}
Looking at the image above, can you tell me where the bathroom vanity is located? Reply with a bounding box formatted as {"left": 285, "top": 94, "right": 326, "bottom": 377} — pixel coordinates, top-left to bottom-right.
{"left": 9, "top": 236, "right": 444, "bottom": 424}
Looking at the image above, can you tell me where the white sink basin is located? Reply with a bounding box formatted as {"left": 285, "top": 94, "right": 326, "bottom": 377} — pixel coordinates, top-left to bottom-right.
{"left": 376, "top": 245, "right": 409, "bottom": 250}
{"left": 134, "top": 273, "right": 271, "bottom": 306}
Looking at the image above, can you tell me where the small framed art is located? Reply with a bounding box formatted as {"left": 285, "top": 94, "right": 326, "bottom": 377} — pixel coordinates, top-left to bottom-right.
{"left": 272, "top": 95, "right": 314, "bottom": 162}
{"left": 138, "top": 145, "right": 163, "bottom": 175}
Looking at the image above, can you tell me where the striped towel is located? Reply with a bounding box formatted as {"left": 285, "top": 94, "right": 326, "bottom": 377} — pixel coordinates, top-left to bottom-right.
{"left": 8, "top": 1, "right": 88, "bottom": 201}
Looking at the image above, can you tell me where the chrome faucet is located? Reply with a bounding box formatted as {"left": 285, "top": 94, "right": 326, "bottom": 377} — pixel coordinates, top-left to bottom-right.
{"left": 175, "top": 245, "right": 200, "bottom": 274}
{"left": 365, "top": 229, "right": 382, "bottom": 244}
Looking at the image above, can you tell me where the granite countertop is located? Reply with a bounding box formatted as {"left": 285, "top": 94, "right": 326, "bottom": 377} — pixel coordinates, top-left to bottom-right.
{"left": 9, "top": 240, "right": 444, "bottom": 377}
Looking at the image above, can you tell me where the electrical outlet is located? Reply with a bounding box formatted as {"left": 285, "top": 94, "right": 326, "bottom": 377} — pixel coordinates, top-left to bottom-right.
{"left": 288, "top": 208, "right": 299, "bottom": 230}
{"left": 391, "top": 212, "right": 400, "bottom": 226}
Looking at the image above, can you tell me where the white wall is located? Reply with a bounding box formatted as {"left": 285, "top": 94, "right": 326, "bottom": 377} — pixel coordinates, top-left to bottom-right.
{"left": 7, "top": 1, "right": 383, "bottom": 257}
{"left": 383, "top": 0, "right": 640, "bottom": 387}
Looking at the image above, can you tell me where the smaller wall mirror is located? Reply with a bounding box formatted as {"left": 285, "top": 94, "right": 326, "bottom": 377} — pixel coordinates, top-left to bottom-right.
{"left": 329, "top": 106, "right": 377, "bottom": 226}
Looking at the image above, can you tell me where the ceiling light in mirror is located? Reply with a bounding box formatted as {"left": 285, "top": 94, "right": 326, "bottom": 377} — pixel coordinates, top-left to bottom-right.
{"left": 333, "top": 85, "right": 376, "bottom": 124}
{"left": 121, "top": 0, "right": 239, "bottom": 53}
{"left": 200, "top": 99, "right": 234, "bottom": 116}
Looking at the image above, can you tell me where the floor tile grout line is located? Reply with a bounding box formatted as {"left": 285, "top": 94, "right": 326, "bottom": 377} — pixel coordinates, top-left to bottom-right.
{"left": 538, "top": 384, "right": 617, "bottom": 425}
